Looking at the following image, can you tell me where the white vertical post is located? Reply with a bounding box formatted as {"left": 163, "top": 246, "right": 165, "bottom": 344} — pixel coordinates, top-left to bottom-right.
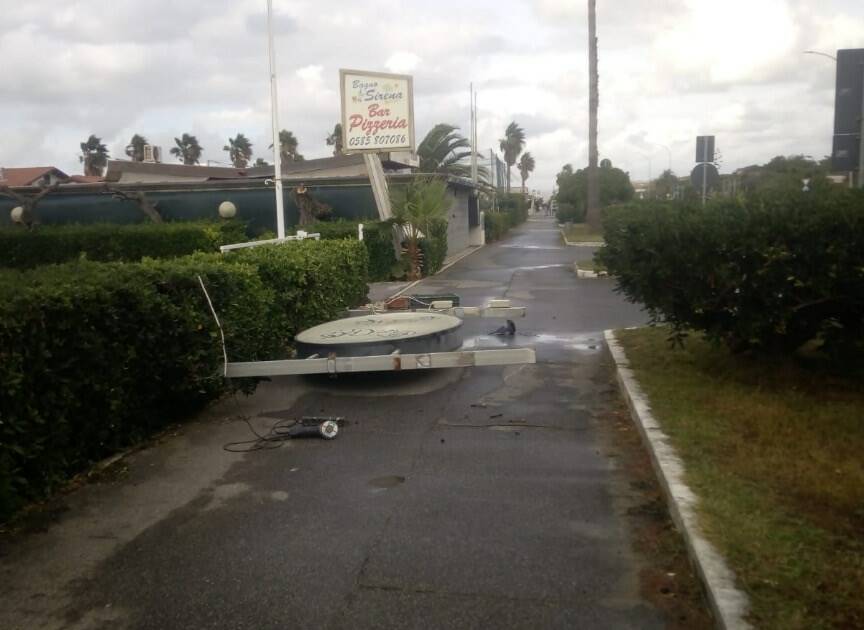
{"left": 266, "top": 0, "right": 285, "bottom": 239}
{"left": 358, "top": 223, "right": 364, "bottom": 241}
{"left": 470, "top": 84, "right": 478, "bottom": 184}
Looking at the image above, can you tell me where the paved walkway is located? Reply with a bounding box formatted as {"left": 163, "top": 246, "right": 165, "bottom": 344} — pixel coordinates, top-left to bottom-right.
{"left": 0, "top": 218, "right": 666, "bottom": 630}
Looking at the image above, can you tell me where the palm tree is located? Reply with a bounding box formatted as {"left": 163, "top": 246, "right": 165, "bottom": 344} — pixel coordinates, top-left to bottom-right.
{"left": 325, "top": 123, "right": 343, "bottom": 156}
{"left": 518, "top": 152, "right": 536, "bottom": 193}
{"left": 499, "top": 122, "right": 526, "bottom": 192}
{"left": 586, "top": 0, "right": 601, "bottom": 228}
{"left": 223, "top": 133, "right": 253, "bottom": 168}
{"left": 254, "top": 157, "right": 270, "bottom": 167}
{"left": 79, "top": 135, "right": 109, "bottom": 176}
{"left": 170, "top": 133, "right": 203, "bottom": 165}
{"left": 270, "top": 129, "right": 303, "bottom": 163}
{"left": 417, "top": 123, "right": 478, "bottom": 178}
{"left": 125, "top": 134, "right": 149, "bottom": 162}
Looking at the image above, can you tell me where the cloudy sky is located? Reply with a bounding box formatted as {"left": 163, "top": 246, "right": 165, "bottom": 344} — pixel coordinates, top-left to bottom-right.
{"left": 1, "top": 0, "right": 862, "bottom": 193}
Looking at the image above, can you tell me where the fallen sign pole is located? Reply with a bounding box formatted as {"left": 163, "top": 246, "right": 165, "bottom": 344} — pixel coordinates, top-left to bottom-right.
{"left": 219, "top": 232, "right": 321, "bottom": 253}
{"left": 225, "top": 348, "right": 536, "bottom": 378}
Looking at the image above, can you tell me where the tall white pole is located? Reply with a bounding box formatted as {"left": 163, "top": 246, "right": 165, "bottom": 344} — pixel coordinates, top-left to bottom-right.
{"left": 267, "top": 0, "right": 285, "bottom": 239}
{"left": 470, "top": 84, "right": 478, "bottom": 184}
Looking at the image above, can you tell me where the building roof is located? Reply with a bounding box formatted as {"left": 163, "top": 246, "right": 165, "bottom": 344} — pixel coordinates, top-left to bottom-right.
{"left": 0, "top": 166, "right": 69, "bottom": 187}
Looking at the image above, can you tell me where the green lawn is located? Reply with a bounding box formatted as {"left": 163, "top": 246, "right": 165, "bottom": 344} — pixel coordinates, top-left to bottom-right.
{"left": 617, "top": 327, "right": 864, "bottom": 630}
{"left": 562, "top": 223, "right": 604, "bottom": 243}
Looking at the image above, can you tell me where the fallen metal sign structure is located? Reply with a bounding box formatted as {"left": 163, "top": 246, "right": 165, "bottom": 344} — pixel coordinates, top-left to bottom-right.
{"left": 225, "top": 347, "right": 536, "bottom": 378}
{"left": 198, "top": 276, "right": 535, "bottom": 378}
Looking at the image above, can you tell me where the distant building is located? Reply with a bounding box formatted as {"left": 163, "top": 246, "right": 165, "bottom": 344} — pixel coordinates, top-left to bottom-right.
{"left": 0, "top": 166, "right": 69, "bottom": 188}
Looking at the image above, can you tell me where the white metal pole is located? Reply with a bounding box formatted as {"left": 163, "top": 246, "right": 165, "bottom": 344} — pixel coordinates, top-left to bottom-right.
{"left": 266, "top": 0, "right": 285, "bottom": 239}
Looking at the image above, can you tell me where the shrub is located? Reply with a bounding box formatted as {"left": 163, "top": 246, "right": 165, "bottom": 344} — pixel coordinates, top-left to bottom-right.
{"left": 597, "top": 191, "right": 864, "bottom": 360}
{"left": 484, "top": 212, "right": 511, "bottom": 242}
{"left": 0, "top": 220, "right": 248, "bottom": 269}
{"left": 556, "top": 202, "right": 584, "bottom": 223}
{"left": 498, "top": 192, "right": 529, "bottom": 226}
{"left": 305, "top": 219, "right": 395, "bottom": 281}
{"left": 420, "top": 218, "right": 448, "bottom": 275}
{"left": 0, "top": 238, "right": 369, "bottom": 521}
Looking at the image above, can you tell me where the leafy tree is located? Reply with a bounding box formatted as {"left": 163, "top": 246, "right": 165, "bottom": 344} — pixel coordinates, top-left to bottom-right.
{"left": 254, "top": 158, "right": 270, "bottom": 167}
{"left": 79, "top": 135, "right": 109, "bottom": 176}
{"left": 270, "top": 129, "right": 303, "bottom": 163}
{"left": 325, "top": 123, "right": 343, "bottom": 156}
{"left": 737, "top": 155, "right": 831, "bottom": 196}
{"left": 223, "top": 133, "right": 253, "bottom": 168}
{"left": 169, "top": 133, "right": 203, "bottom": 165}
{"left": 652, "top": 169, "right": 679, "bottom": 199}
{"left": 518, "top": 152, "right": 535, "bottom": 192}
{"left": 125, "top": 134, "right": 149, "bottom": 162}
{"left": 499, "top": 121, "right": 526, "bottom": 192}
{"left": 418, "top": 123, "right": 476, "bottom": 178}
{"left": 556, "top": 160, "right": 634, "bottom": 215}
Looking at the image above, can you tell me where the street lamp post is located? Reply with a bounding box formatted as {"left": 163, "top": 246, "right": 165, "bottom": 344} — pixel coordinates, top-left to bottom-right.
{"left": 266, "top": 0, "right": 286, "bottom": 238}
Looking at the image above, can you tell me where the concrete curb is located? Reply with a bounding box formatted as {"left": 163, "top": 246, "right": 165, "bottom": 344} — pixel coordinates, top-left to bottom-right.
{"left": 574, "top": 264, "right": 608, "bottom": 279}
{"left": 386, "top": 244, "right": 485, "bottom": 300}
{"left": 560, "top": 229, "right": 604, "bottom": 247}
{"left": 604, "top": 329, "right": 752, "bottom": 630}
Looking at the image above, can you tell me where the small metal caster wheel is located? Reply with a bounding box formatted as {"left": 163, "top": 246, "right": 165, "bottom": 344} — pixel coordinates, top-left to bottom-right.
{"left": 319, "top": 420, "right": 339, "bottom": 440}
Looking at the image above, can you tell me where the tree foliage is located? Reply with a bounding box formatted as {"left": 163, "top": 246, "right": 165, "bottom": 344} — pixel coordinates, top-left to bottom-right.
{"left": 271, "top": 129, "right": 303, "bottom": 163}
{"left": 499, "top": 121, "right": 526, "bottom": 192}
{"left": 518, "top": 152, "right": 535, "bottom": 192}
{"left": 170, "top": 133, "right": 203, "bottom": 165}
{"left": 418, "top": 123, "right": 476, "bottom": 178}
{"left": 223, "top": 133, "right": 253, "bottom": 168}
{"left": 325, "top": 123, "right": 343, "bottom": 156}
{"left": 125, "top": 134, "right": 149, "bottom": 162}
{"left": 391, "top": 178, "right": 449, "bottom": 280}
{"left": 556, "top": 160, "right": 634, "bottom": 216}
{"left": 79, "top": 135, "right": 109, "bottom": 176}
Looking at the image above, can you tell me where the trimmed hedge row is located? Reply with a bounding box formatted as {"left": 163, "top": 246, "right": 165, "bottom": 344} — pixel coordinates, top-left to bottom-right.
{"left": 306, "top": 218, "right": 448, "bottom": 280}
{"left": 0, "top": 239, "right": 368, "bottom": 520}
{"left": 597, "top": 190, "right": 864, "bottom": 360}
{"left": 484, "top": 193, "right": 529, "bottom": 242}
{"left": 0, "top": 221, "right": 248, "bottom": 269}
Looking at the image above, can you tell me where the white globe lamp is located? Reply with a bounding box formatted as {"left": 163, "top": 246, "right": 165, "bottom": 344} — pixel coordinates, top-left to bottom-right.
{"left": 10, "top": 206, "right": 24, "bottom": 224}
{"left": 218, "top": 201, "right": 237, "bottom": 219}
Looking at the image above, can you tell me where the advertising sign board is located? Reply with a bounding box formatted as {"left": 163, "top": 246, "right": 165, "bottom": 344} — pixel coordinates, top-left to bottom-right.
{"left": 340, "top": 69, "right": 415, "bottom": 153}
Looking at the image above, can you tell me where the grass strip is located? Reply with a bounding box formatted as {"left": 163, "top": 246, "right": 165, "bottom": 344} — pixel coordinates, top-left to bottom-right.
{"left": 563, "top": 223, "right": 604, "bottom": 243}
{"left": 616, "top": 327, "right": 864, "bottom": 630}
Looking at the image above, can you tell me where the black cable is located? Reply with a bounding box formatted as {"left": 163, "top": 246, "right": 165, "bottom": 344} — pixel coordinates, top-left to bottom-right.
{"left": 222, "top": 415, "right": 300, "bottom": 453}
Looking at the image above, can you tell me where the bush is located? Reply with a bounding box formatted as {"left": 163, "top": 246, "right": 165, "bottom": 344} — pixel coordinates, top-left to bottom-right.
{"left": 498, "top": 192, "right": 529, "bottom": 226}
{"left": 597, "top": 191, "right": 864, "bottom": 360}
{"left": 0, "top": 239, "right": 369, "bottom": 521}
{"left": 484, "top": 212, "right": 511, "bottom": 242}
{"left": 556, "top": 202, "right": 584, "bottom": 223}
{"left": 420, "top": 218, "right": 448, "bottom": 275}
{"left": 305, "top": 219, "right": 395, "bottom": 281}
{"left": 0, "top": 220, "right": 248, "bottom": 269}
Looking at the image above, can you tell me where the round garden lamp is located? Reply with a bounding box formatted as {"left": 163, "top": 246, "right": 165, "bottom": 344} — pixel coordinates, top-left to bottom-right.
{"left": 10, "top": 206, "right": 24, "bottom": 223}
{"left": 218, "top": 201, "right": 237, "bottom": 219}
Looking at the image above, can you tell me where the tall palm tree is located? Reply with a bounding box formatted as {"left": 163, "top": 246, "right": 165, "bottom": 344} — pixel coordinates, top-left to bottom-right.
{"left": 125, "top": 134, "right": 149, "bottom": 162}
{"left": 586, "top": 0, "right": 601, "bottom": 228}
{"left": 499, "top": 121, "right": 526, "bottom": 192}
{"left": 270, "top": 129, "right": 303, "bottom": 163}
{"left": 223, "top": 133, "right": 253, "bottom": 168}
{"left": 79, "top": 135, "right": 109, "bottom": 176}
{"left": 325, "top": 123, "right": 343, "bottom": 156}
{"left": 170, "top": 133, "right": 203, "bottom": 165}
{"left": 417, "top": 123, "right": 477, "bottom": 178}
{"left": 518, "top": 152, "right": 536, "bottom": 193}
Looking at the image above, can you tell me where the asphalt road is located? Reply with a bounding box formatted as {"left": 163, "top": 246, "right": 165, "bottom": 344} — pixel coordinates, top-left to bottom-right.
{"left": 0, "top": 217, "right": 666, "bottom": 630}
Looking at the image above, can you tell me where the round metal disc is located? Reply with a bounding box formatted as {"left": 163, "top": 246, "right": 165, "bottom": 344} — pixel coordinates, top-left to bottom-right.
{"left": 295, "top": 312, "right": 464, "bottom": 358}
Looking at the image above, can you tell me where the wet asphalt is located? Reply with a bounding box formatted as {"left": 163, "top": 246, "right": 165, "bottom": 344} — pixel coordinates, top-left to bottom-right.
{"left": 0, "top": 217, "right": 659, "bottom": 630}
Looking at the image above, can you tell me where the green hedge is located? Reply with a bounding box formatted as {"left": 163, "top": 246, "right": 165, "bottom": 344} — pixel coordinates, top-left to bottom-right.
{"left": 305, "top": 219, "right": 395, "bottom": 282}
{"left": 0, "top": 239, "right": 368, "bottom": 520}
{"left": 0, "top": 220, "right": 248, "bottom": 269}
{"left": 597, "top": 191, "right": 864, "bottom": 360}
{"left": 484, "top": 193, "right": 529, "bottom": 242}
{"left": 306, "top": 219, "right": 448, "bottom": 281}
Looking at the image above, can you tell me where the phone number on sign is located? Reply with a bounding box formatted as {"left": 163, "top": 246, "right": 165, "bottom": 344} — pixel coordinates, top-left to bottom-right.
{"left": 347, "top": 134, "right": 408, "bottom": 148}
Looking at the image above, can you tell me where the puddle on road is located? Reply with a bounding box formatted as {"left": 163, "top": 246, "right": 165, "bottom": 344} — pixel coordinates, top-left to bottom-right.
{"left": 462, "top": 332, "right": 603, "bottom": 353}
{"left": 368, "top": 475, "right": 406, "bottom": 489}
